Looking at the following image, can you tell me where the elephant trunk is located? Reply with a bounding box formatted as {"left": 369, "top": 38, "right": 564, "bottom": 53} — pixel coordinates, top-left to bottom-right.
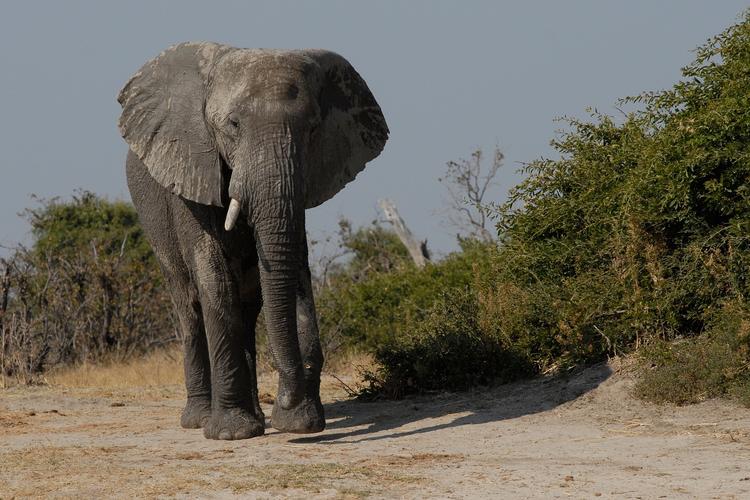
{"left": 229, "top": 133, "right": 305, "bottom": 409}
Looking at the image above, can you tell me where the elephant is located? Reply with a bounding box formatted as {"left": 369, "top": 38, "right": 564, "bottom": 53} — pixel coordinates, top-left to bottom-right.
{"left": 117, "top": 42, "right": 388, "bottom": 440}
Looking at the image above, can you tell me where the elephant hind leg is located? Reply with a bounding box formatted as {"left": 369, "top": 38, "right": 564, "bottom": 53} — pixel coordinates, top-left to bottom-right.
{"left": 178, "top": 298, "right": 212, "bottom": 429}
{"left": 165, "top": 269, "right": 212, "bottom": 429}
{"left": 145, "top": 236, "right": 213, "bottom": 428}
{"left": 127, "top": 152, "right": 212, "bottom": 428}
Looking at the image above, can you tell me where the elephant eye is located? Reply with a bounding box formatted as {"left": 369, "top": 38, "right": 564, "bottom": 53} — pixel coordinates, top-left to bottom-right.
{"left": 226, "top": 113, "right": 240, "bottom": 132}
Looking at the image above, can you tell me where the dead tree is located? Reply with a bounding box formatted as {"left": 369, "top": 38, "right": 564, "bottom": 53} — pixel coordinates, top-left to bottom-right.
{"left": 439, "top": 146, "right": 503, "bottom": 242}
{"left": 378, "top": 199, "right": 430, "bottom": 268}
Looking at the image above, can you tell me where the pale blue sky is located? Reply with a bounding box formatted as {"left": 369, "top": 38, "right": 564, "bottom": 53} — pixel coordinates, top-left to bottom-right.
{"left": 1, "top": 1, "right": 747, "bottom": 256}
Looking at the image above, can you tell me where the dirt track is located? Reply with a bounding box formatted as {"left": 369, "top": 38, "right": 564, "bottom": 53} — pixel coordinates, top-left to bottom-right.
{"left": 2, "top": 360, "right": 750, "bottom": 498}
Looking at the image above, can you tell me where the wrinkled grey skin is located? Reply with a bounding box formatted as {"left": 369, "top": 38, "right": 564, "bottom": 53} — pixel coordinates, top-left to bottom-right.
{"left": 117, "top": 42, "right": 388, "bottom": 440}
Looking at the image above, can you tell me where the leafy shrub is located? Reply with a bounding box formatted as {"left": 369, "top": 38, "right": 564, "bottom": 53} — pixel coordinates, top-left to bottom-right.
{"left": 486, "top": 13, "right": 750, "bottom": 371}
{"left": 333, "top": 219, "right": 412, "bottom": 278}
{"left": 313, "top": 227, "right": 542, "bottom": 395}
{"left": 358, "top": 12, "right": 750, "bottom": 401}
{"left": 361, "top": 288, "right": 535, "bottom": 399}
{"left": 636, "top": 301, "right": 750, "bottom": 405}
{"left": 316, "top": 238, "right": 490, "bottom": 352}
{"left": 24, "top": 191, "right": 154, "bottom": 263}
{"left": 0, "top": 193, "right": 174, "bottom": 381}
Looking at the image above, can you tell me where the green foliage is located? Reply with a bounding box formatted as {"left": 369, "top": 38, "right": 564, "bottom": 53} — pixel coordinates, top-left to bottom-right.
{"left": 484, "top": 12, "right": 750, "bottom": 372}
{"left": 361, "top": 288, "right": 535, "bottom": 399}
{"left": 26, "top": 190, "right": 154, "bottom": 265}
{"left": 336, "top": 219, "right": 412, "bottom": 278}
{"left": 636, "top": 301, "right": 750, "bottom": 406}
{"left": 354, "top": 12, "right": 750, "bottom": 401}
{"left": 1, "top": 193, "right": 173, "bottom": 380}
{"left": 314, "top": 224, "right": 537, "bottom": 395}
{"left": 316, "top": 238, "right": 489, "bottom": 352}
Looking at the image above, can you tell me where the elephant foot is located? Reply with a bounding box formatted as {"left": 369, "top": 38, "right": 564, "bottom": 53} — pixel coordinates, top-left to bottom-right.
{"left": 180, "top": 396, "right": 212, "bottom": 429}
{"left": 203, "top": 407, "right": 265, "bottom": 440}
{"left": 271, "top": 396, "right": 325, "bottom": 434}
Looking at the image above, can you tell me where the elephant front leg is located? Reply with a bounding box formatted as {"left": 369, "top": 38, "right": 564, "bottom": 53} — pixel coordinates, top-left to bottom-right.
{"left": 271, "top": 248, "right": 326, "bottom": 434}
{"left": 195, "top": 249, "right": 265, "bottom": 440}
{"left": 201, "top": 299, "right": 266, "bottom": 440}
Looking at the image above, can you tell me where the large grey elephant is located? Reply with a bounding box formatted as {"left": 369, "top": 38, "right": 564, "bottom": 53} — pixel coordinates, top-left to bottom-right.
{"left": 117, "top": 42, "right": 388, "bottom": 440}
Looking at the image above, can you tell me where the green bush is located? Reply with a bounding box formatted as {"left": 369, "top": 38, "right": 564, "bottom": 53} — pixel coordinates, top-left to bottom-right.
{"left": 357, "top": 12, "right": 750, "bottom": 402}
{"left": 483, "top": 12, "right": 750, "bottom": 373}
{"left": 25, "top": 191, "right": 154, "bottom": 264}
{"left": 316, "top": 238, "right": 490, "bottom": 351}
{"left": 636, "top": 301, "right": 750, "bottom": 405}
{"left": 361, "top": 288, "right": 535, "bottom": 399}
{"left": 1, "top": 193, "right": 174, "bottom": 380}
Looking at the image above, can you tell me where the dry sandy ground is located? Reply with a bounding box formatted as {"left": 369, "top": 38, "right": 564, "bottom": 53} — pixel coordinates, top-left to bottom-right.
{"left": 2, "top": 360, "right": 750, "bottom": 499}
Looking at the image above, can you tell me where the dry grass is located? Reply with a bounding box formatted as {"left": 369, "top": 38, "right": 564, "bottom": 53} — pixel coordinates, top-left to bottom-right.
{"left": 46, "top": 347, "right": 184, "bottom": 389}
{"left": 323, "top": 349, "right": 376, "bottom": 379}
{"left": 40, "top": 346, "right": 375, "bottom": 396}
{"left": 0, "top": 342, "right": 377, "bottom": 408}
{"left": 0, "top": 444, "right": 420, "bottom": 498}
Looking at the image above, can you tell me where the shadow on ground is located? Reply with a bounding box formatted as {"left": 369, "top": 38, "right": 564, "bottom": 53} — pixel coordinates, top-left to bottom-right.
{"left": 290, "top": 363, "right": 612, "bottom": 444}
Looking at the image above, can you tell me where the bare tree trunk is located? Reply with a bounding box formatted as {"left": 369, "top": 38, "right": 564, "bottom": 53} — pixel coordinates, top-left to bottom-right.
{"left": 378, "top": 199, "right": 430, "bottom": 268}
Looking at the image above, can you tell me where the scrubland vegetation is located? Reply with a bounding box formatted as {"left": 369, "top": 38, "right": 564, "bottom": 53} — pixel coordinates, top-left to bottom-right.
{"left": 4, "top": 14, "right": 750, "bottom": 407}
{"left": 0, "top": 192, "right": 174, "bottom": 384}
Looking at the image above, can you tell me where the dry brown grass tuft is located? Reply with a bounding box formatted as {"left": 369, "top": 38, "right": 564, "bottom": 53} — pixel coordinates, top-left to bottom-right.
{"left": 323, "top": 350, "right": 376, "bottom": 379}
{"left": 41, "top": 346, "right": 373, "bottom": 398}
{"left": 46, "top": 348, "right": 184, "bottom": 389}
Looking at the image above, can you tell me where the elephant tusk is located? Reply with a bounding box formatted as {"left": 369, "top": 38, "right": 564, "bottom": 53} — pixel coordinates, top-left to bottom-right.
{"left": 224, "top": 198, "right": 241, "bottom": 231}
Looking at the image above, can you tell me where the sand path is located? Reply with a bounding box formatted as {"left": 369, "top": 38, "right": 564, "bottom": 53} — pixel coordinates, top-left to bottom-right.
{"left": 2, "top": 360, "right": 749, "bottom": 498}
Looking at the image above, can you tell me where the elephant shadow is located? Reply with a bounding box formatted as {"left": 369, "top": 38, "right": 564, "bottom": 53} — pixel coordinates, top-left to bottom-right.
{"left": 289, "top": 362, "right": 612, "bottom": 445}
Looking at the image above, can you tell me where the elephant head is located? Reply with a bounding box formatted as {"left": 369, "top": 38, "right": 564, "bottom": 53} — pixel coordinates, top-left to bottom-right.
{"left": 117, "top": 42, "right": 388, "bottom": 408}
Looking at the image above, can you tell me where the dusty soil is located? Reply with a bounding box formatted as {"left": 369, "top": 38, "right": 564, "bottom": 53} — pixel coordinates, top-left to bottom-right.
{"left": 2, "top": 360, "right": 750, "bottom": 499}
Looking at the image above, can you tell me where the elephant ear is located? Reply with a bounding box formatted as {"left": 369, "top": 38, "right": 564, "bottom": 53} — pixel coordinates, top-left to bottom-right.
{"left": 117, "top": 42, "right": 234, "bottom": 207}
{"left": 302, "top": 50, "right": 389, "bottom": 208}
